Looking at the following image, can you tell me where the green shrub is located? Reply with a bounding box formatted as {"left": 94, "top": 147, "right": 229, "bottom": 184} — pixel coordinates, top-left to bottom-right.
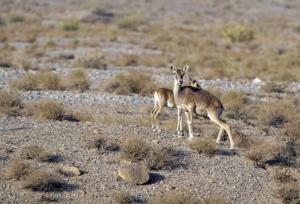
{"left": 59, "top": 19, "right": 80, "bottom": 31}
{"left": 221, "top": 24, "right": 254, "bottom": 42}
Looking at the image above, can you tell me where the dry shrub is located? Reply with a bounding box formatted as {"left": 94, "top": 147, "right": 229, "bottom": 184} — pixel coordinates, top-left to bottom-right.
{"left": 4, "top": 158, "right": 33, "bottom": 180}
{"left": 272, "top": 169, "right": 295, "bottom": 183}
{"left": 13, "top": 53, "right": 38, "bottom": 71}
{"left": 259, "top": 103, "right": 292, "bottom": 128}
{"left": 221, "top": 24, "right": 254, "bottom": 43}
{"left": 110, "top": 191, "right": 136, "bottom": 204}
{"left": 23, "top": 170, "right": 69, "bottom": 192}
{"left": 59, "top": 19, "right": 80, "bottom": 31}
{"left": 101, "top": 71, "right": 156, "bottom": 95}
{"left": 114, "top": 15, "right": 146, "bottom": 31}
{"left": 112, "top": 54, "right": 168, "bottom": 67}
{"left": 88, "top": 135, "right": 120, "bottom": 153}
{"left": 274, "top": 183, "right": 300, "bottom": 204}
{"left": 121, "top": 136, "right": 180, "bottom": 170}
{"left": 121, "top": 137, "right": 150, "bottom": 161}
{"left": 30, "top": 100, "right": 65, "bottom": 120}
{"left": 63, "top": 69, "right": 90, "bottom": 91}
{"left": 188, "top": 138, "right": 217, "bottom": 157}
{"left": 233, "top": 131, "right": 254, "bottom": 149}
{"left": 246, "top": 140, "right": 281, "bottom": 165}
{"left": 263, "top": 82, "right": 286, "bottom": 93}
{"left": 74, "top": 52, "right": 107, "bottom": 69}
{"left": 19, "top": 145, "right": 55, "bottom": 162}
{"left": 149, "top": 191, "right": 201, "bottom": 204}
{"left": 11, "top": 71, "right": 62, "bottom": 90}
{"left": 73, "top": 112, "right": 94, "bottom": 122}
{"left": 97, "top": 114, "right": 150, "bottom": 127}
{"left": 284, "top": 121, "right": 300, "bottom": 141}
{"left": 7, "top": 13, "right": 26, "bottom": 23}
{"left": 221, "top": 91, "right": 247, "bottom": 119}
{"left": 0, "top": 90, "right": 22, "bottom": 116}
{"left": 146, "top": 146, "right": 180, "bottom": 170}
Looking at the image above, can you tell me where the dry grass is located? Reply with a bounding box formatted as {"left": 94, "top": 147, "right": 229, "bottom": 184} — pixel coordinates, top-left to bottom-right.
{"left": 188, "top": 138, "right": 217, "bottom": 157}
{"left": 233, "top": 131, "right": 254, "bottom": 149}
{"left": 246, "top": 140, "right": 281, "bottom": 165}
{"left": 0, "top": 90, "right": 22, "bottom": 116}
{"left": 19, "top": 145, "right": 55, "bottom": 162}
{"left": 23, "top": 170, "right": 70, "bottom": 192}
{"left": 221, "top": 91, "right": 248, "bottom": 119}
{"left": 73, "top": 112, "right": 94, "bottom": 123}
{"left": 221, "top": 24, "right": 254, "bottom": 43}
{"left": 114, "top": 15, "right": 146, "bottom": 31}
{"left": 88, "top": 134, "right": 120, "bottom": 154}
{"left": 121, "top": 136, "right": 180, "bottom": 170}
{"left": 63, "top": 69, "right": 90, "bottom": 91}
{"left": 121, "top": 137, "right": 151, "bottom": 162}
{"left": 97, "top": 114, "right": 150, "bottom": 127}
{"left": 29, "top": 100, "right": 65, "bottom": 120}
{"left": 272, "top": 169, "right": 295, "bottom": 183}
{"left": 149, "top": 191, "right": 201, "bottom": 204}
{"left": 101, "top": 71, "right": 156, "bottom": 95}
{"left": 259, "top": 103, "right": 292, "bottom": 128}
{"left": 74, "top": 52, "right": 107, "bottom": 69}
{"left": 4, "top": 158, "right": 33, "bottom": 180}
{"left": 59, "top": 19, "right": 80, "bottom": 31}
{"left": 274, "top": 183, "right": 300, "bottom": 204}
{"left": 11, "top": 71, "right": 63, "bottom": 90}
{"left": 284, "top": 121, "right": 300, "bottom": 141}
{"left": 110, "top": 191, "right": 137, "bottom": 204}
{"left": 263, "top": 82, "right": 286, "bottom": 93}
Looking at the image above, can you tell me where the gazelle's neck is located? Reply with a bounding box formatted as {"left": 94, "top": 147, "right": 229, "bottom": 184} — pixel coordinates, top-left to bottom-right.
{"left": 173, "top": 80, "right": 181, "bottom": 100}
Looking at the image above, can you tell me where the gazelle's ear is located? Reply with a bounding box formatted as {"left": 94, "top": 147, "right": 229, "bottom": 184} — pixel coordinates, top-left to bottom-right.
{"left": 182, "top": 65, "right": 189, "bottom": 72}
{"left": 170, "top": 65, "right": 176, "bottom": 72}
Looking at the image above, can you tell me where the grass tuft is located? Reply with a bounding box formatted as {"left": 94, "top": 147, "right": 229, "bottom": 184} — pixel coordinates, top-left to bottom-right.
{"left": 59, "top": 19, "right": 80, "bottom": 31}
{"left": 221, "top": 24, "right": 254, "bottom": 42}
{"left": 63, "top": 69, "right": 90, "bottom": 91}
{"left": 30, "top": 100, "right": 65, "bottom": 120}
{"left": 188, "top": 138, "right": 217, "bottom": 157}
{"left": 4, "top": 158, "right": 33, "bottom": 180}
{"left": 101, "top": 71, "right": 156, "bottom": 95}
{"left": 0, "top": 91, "right": 22, "bottom": 116}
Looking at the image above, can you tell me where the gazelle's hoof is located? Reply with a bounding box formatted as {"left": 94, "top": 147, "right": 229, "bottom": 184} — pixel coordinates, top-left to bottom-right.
{"left": 230, "top": 146, "right": 235, "bottom": 150}
{"left": 188, "top": 136, "right": 194, "bottom": 141}
{"left": 176, "top": 131, "right": 184, "bottom": 136}
{"left": 194, "top": 132, "right": 200, "bottom": 136}
{"left": 156, "top": 128, "right": 162, "bottom": 133}
{"left": 216, "top": 140, "right": 222, "bottom": 144}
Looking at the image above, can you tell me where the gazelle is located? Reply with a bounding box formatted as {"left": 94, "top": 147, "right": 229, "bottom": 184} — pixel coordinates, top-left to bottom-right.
{"left": 171, "top": 65, "right": 234, "bottom": 150}
{"left": 151, "top": 78, "right": 201, "bottom": 133}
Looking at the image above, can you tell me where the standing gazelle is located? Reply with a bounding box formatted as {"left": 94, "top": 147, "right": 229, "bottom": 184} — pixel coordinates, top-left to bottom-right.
{"left": 171, "top": 65, "right": 234, "bottom": 150}
{"left": 151, "top": 78, "right": 201, "bottom": 134}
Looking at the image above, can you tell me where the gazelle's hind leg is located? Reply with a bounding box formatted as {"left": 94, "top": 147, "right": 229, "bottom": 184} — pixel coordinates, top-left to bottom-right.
{"left": 176, "top": 109, "right": 184, "bottom": 136}
{"left": 153, "top": 105, "right": 163, "bottom": 132}
{"left": 208, "top": 110, "right": 234, "bottom": 150}
{"left": 151, "top": 106, "right": 158, "bottom": 130}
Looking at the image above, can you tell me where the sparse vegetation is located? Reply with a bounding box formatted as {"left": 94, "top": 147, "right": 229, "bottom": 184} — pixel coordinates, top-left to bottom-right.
{"left": 233, "top": 131, "right": 254, "bottom": 149}
{"left": 88, "top": 135, "right": 120, "bottom": 153}
{"left": 19, "top": 145, "right": 55, "bottom": 162}
{"left": 259, "top": 103, "right": 291, "bottom": 128}
{"left": 59, "top": 19, "right": 80, "bottom": 31}
{"left": 11, "top": 71, "right": 63, "bottom": 91}
{"left": 221, "top": 91, "right": 247, "bottom": 119}
{"left": 121, "top": 136, "right": 180, "bottom": 170}
{"left": 114, "top": 16, "right": 146, "bottom": 31}
{"left": 121, "top": 137, "right": 150, "bottom": 161}
{"left": 74, "top": 52, "right": 107, "bottom": 69}
{"left": 101, "top": 71, "right": 156, "bottom": 95}
{"left": 272, "top": 169, "right": 295, "bottom": 183}
{"left": 188, "top": 138, "right": 217, "bottom": 157}
{"left": 110, "top": 191, "right": 137, "bottom": 204}
{"left": 274, "top": 183, "right": 300, "bottom": 204}
{"left": 221, "top": 24, "right": 254, "bottom": 42}
{"left": 63, "top": 69, "right": 90, "bottom": 91}
{"left": 4, "top": 158, "right": 33, "bottom": 180}
{"left": 30, "top": 100, "right": 65, "bottom": 120}
{"left": 263, "top": 82, "right": 286, "bottom": 93}
{"left": 149, "top": 191, "right": 201, "bottom": 204}
{"left": 246, "top": 140, "right": 281, "bottom": 165}
{"left": 23, "top": 170, "right": 70, "bottom": 192}
{"left": 0, "top": 90, "right": 22, "bottom": 116}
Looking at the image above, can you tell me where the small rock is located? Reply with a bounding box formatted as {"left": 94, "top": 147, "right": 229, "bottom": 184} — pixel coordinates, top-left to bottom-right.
{"left": 118, "top": 161, "right": 149, "bottom": 185}
{"left": 252, "top": 77, "right": 262, "bottom": 84}
{"left": 59, "top": 166, "right": 81, "bottom": 177}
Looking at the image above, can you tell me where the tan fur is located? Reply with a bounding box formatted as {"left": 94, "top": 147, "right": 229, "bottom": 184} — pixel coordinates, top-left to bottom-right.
{"left": 171, "top": 65, "right": 234, "bottom": 150}
{"left": 151, "top": 81, "right": 201, "bottom": 133}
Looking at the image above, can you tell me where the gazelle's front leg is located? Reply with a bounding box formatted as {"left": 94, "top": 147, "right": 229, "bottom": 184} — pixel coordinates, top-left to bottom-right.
{"left": 176, "top": 108, "right": 184, "bottom": 136}
{"left": 184, "top": 110, "right": 194, "bottom": 140}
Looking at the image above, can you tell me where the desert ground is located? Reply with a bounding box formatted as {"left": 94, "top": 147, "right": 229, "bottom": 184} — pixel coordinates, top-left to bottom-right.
{"left": 0, "top": 0, "right": 299, "bottom": 203}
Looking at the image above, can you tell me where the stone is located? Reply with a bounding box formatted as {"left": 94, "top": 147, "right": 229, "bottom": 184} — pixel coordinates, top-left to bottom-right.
{"left": 118, "top": 161, "right": 149, "bottom": 185}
